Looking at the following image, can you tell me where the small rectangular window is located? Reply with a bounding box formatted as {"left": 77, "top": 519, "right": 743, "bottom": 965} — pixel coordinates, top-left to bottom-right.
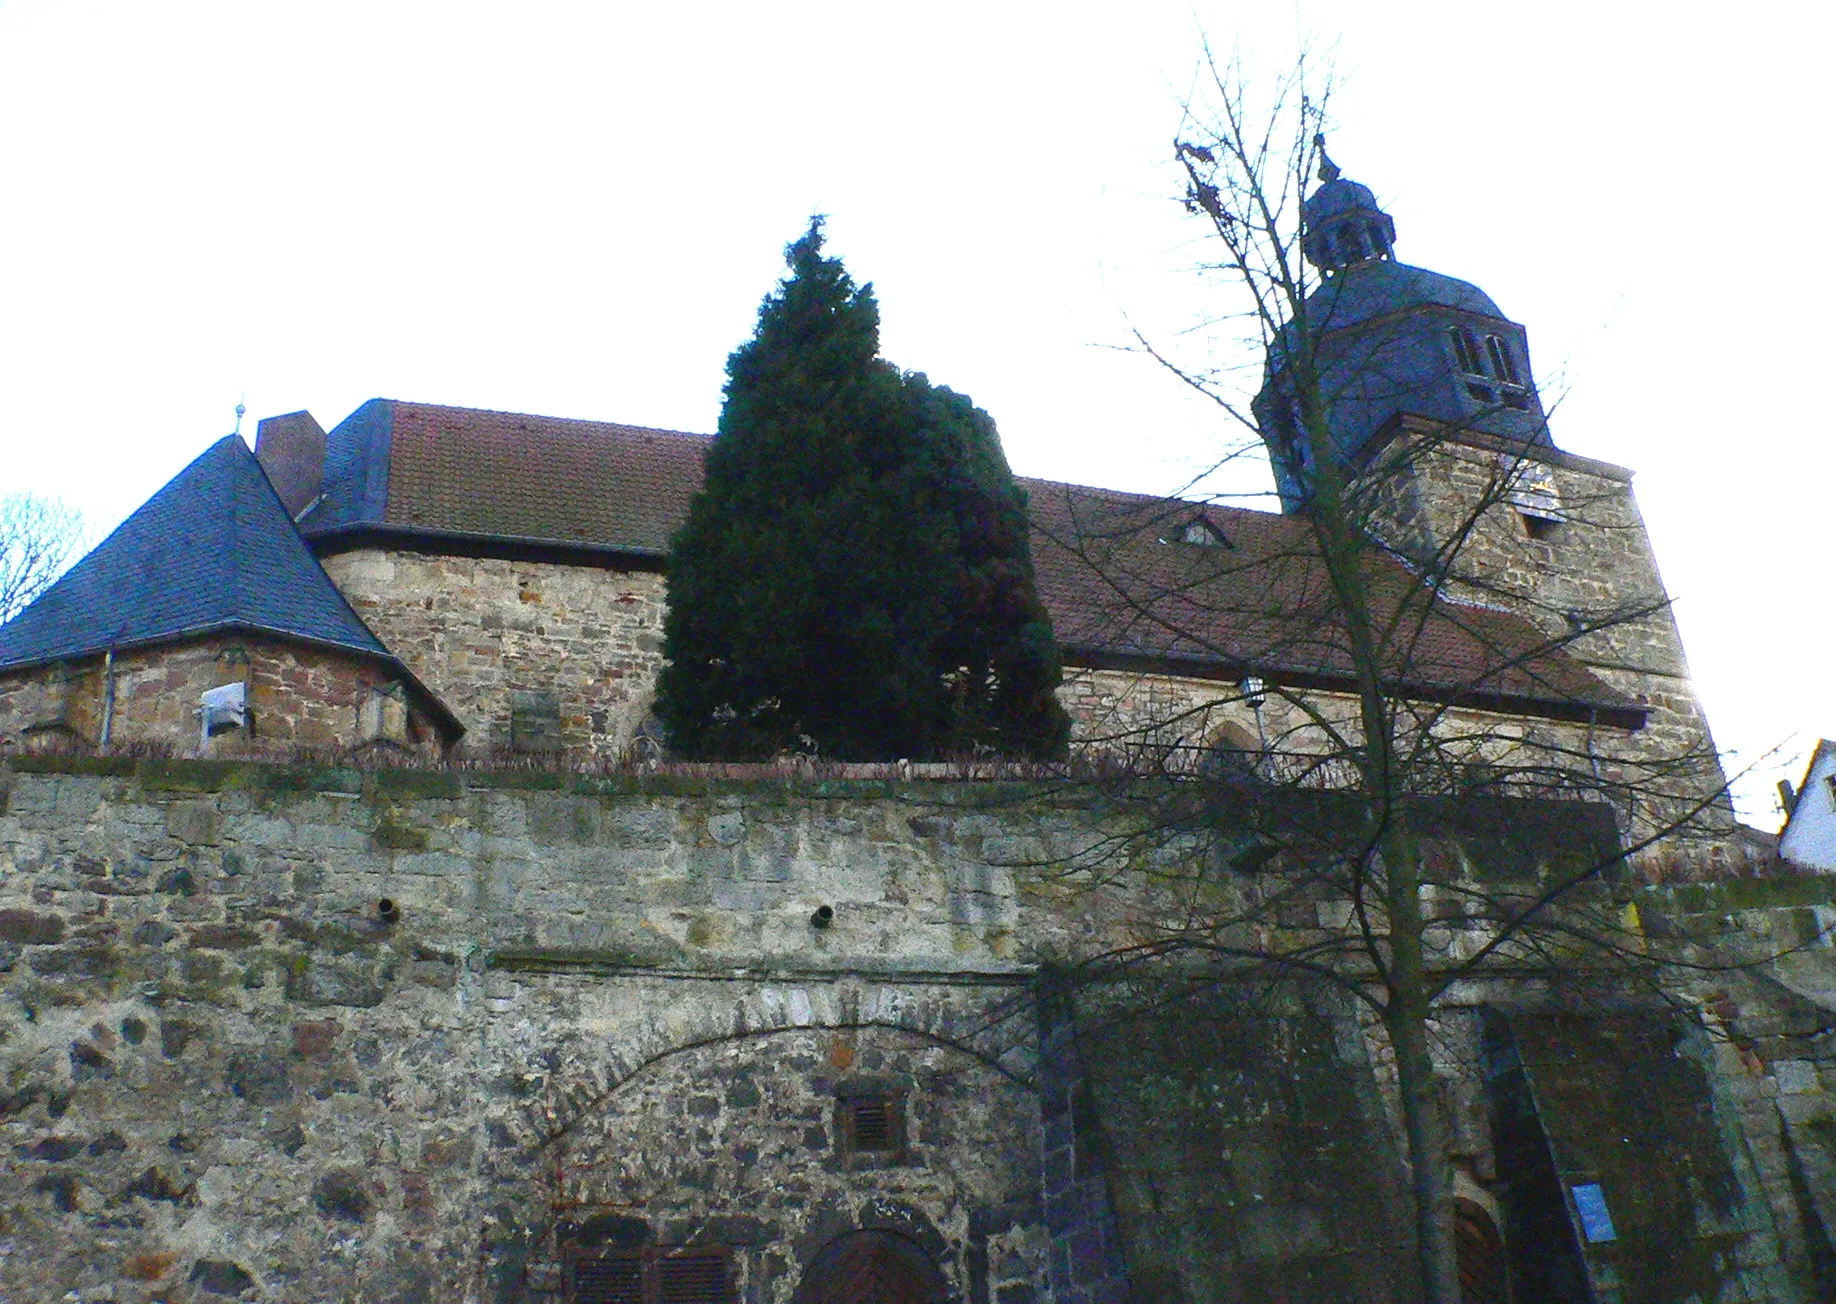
{"left": 835, "top": 1084, "right": 906, "bottom": 1162}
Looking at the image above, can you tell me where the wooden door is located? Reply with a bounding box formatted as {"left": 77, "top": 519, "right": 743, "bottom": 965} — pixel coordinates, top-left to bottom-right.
{"left": 793, "top": 1231, "right": 947, "bottom": 1304}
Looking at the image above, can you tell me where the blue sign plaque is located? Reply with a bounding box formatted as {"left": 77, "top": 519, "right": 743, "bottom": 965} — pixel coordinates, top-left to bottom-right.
{"left": 1571, "top": 1183, "right": 1617, "bottom": 1243}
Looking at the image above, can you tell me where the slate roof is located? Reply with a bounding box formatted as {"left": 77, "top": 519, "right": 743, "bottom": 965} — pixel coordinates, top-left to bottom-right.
{"left": 303, "top": 399, "right": 711, "bottom": 557}
{"left": 0, "top": 435, "right": 395, "bottom": 671}
{"left": 291, "top": 399, "right": 1637, "bottom": 727}
{"left": 1304, "top": 259, "right": 1509, "bottom": 333}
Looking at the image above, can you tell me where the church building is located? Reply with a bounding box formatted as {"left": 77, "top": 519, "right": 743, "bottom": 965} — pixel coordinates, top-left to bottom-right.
{"left": 0, "top": 162, "right": 1828, "bottom": 1304}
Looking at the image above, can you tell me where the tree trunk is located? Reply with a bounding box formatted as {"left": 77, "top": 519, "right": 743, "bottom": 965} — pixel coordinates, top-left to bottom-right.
{"left": 1385, "top": 920, "right": 1463, "bottom": 1304}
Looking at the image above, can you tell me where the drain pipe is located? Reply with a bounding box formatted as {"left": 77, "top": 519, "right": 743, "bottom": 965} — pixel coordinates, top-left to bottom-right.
{"left": 99, "top": 647, "right": 116, "bottom": 748}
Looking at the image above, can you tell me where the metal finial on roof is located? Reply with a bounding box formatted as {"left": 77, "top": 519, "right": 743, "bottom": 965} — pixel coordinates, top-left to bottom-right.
{"left": 233, "top": 399, "right": 246, "bottom": 437}
{"left": 1314, "top": 133, "right": 1341, "bottom": 184}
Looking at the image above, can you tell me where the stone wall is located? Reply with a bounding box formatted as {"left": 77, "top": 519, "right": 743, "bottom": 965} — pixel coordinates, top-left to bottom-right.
{"left": 2, "top": 758, "right": 1827, "bottom": 1303}
{"left": 0, "top": 635, "right": 444, "bottom": 759}
{"left": 319, "top": 549, "right": 668, "bottom": 761}
{"left": 1379, "top": 428, "right": 1731, "bottom": 855}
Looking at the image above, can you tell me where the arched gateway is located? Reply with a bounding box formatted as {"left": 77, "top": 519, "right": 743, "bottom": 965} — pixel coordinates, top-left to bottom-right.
{"left": 792, "top": 1230, "right": 950, "bottom": 1304}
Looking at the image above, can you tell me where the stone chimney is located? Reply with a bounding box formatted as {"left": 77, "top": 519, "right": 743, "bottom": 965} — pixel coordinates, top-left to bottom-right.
{"left": 254, "top": 411, "right": 326, "bottom": 519}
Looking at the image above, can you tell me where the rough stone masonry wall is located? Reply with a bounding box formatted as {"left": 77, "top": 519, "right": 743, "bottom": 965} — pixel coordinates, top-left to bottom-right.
{"left": 1389, "top": 437, "right": 1729, "bottom": 816}
{"left": 0, "top": 635, "right": 442, "bottom": 759}
{"left": 4, "top": 759, "right": 1826, "bottom": 1303}
{"left": 0, "top": 760, "right": 1065, "bottom": 1304}
{"left": 319, "top": 550, "right": 668, "bottom": 762}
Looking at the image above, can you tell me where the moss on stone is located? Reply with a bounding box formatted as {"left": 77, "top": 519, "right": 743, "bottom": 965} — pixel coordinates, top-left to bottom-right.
{"left": 137, "top": 758, "right": 243, "bottom": 792}
{"left": 369, "top": 769, "right": 463, "bottom": 801}
{"left": 1643, "top": 876, "right": 1836, "bottom": 915}
{"left": 258, "top": 765, "right": 365, "bottom": 796}
{"left": 372, "top": 815, "right": 430, "bottom": 852}
{"left": 9, "top": 754, "right": 138, "bottom": 777}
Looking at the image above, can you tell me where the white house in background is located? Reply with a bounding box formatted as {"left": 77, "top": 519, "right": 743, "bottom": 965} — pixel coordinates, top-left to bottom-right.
{"left": 1779, "top": 739, "right": 1836, "bottom": 871}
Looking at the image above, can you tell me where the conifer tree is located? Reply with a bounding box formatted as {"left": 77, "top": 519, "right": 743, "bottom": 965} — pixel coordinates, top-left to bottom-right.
{"left": 657, "top": 220, "right": 1069, "bottom": 762}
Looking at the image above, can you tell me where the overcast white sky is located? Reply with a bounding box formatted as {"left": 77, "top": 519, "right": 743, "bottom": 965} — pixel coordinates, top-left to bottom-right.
{"left": 1, "top": 2, "right": 1829, "bottom": 821}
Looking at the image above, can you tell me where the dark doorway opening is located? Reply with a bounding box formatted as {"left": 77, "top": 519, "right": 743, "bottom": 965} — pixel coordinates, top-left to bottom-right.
{"left": 1481, "top": 1013, "right": 1591, "bottom": 1304}
{"left": 792, "top": 1230, "right": 948, "bottom": 1304}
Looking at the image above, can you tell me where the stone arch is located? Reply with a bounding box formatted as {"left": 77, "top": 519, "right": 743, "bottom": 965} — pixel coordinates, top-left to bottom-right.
{"left": 508, "top": 978, "right": 1039, "bottom": 1153}
{"left": 485, "top": 992, "right": 1049, "bottom": 1304}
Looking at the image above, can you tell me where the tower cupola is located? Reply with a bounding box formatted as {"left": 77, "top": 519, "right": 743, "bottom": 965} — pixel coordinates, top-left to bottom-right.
{"left": 1253, "top": 141, "right": 1553, "bottom": 512}
{"left": 1301, "top": 138, "right": 1396, "bottom": 272}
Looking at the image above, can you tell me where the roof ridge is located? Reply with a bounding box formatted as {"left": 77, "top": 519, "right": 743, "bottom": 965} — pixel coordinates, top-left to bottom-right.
{"left": 384, "top": 398, "right": 712, "bottom": 442}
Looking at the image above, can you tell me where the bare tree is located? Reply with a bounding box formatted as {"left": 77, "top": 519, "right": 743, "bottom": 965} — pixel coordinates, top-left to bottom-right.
{"left": 1027, "top": 48, "right": 1760, "bottom": 1304}
{"left": 0, "top": 491, "right": 83, "bottom": 624}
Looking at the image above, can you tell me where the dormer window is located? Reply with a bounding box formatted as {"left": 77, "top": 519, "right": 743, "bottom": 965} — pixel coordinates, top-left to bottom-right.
{"left": 1173, "top": 516, "right": 1228, "bottom": 547}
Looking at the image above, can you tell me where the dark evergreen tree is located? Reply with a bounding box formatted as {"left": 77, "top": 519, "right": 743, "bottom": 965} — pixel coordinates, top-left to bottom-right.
{"left": 657, "top": 220, "right": 1069, "bottom": 761}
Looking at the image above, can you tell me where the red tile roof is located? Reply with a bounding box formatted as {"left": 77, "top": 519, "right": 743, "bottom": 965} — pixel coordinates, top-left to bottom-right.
{"left": 381, "top": 402, "right": 710, "bottom": 554}
{"left": 1022, "top": 479, "right": 1638, "bottom": 724}
{"left": 308, "top": 400, "right": 1637, "bottom": 725}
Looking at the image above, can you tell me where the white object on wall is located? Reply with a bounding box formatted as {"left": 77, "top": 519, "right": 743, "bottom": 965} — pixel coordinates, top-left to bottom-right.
{"left": 197, "top": 681, "right": 247, "bottom": 752}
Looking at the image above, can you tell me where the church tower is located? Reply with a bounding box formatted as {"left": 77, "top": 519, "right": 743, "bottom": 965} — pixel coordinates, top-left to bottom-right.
{"left": 1255, "top": 147, "right": 1736, "bottom": 863}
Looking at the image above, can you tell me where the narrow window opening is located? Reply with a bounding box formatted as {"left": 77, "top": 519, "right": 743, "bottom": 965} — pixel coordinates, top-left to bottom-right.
{"left": 1520, "top": 513, "right": 1560, "bottom": 542}
{"left": 1485, "top": 334, "right": 1522, "bottom": 385}
{"left": 1467, "top": 382, "right": 1496, "bottom": 403}
{"left": 1449, "top": 327, "right": 1484, "bottom": 375}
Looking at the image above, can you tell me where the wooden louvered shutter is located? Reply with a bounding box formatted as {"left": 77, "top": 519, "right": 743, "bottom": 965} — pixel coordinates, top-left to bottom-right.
{"left": 850, "top": 1097, "right": 895, "bottom": 1150}
{"left": 656, "top": 1252, "right": 731, "bottom": 1304}
{"left": 574, "top": 1253, "right": 643, "bottom": 1304}
{"left": 572, "top": 1249, "right": 731, "bottom": 1304}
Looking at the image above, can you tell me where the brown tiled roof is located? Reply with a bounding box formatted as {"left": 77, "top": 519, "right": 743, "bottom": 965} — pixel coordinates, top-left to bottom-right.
{"left": 383, "top": 402, "right": 710, "bottom": 554}
{"left": 306, "top": 400, "right": 1637, "bottom": 724}
{"left": 1023, "top": 478, "right": 1638, "bottom": 723}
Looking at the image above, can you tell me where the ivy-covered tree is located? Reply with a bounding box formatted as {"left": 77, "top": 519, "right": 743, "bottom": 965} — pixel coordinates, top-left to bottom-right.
{"left": 657, "top": 220, "right": 1069, "bottom": 762}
